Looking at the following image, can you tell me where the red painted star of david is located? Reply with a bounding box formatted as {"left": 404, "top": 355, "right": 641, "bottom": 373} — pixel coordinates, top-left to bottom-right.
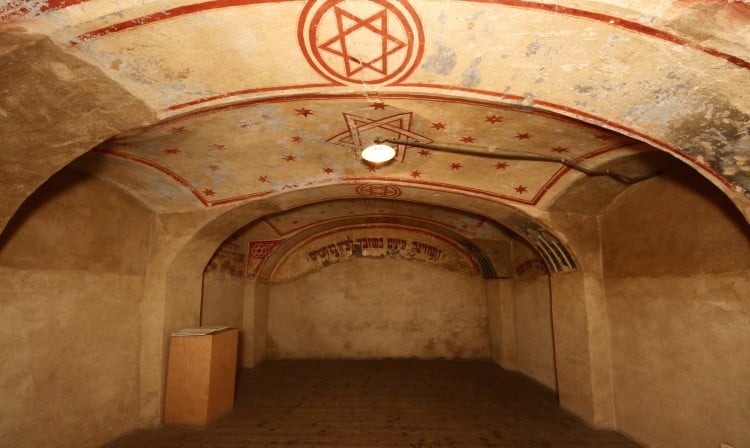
{"left": 299, "top": 0, "right": 424, "bottom": 85}
{"left": 318, "top": 6, "right": 406, "bottom": 79}
{"left": 327, "top": 112, "right": 432, "bottom": 162}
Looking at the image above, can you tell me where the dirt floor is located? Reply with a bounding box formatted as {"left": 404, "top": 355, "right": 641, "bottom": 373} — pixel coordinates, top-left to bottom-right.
{"left": 102, "top": 359, "right": 641, "bottom": 447}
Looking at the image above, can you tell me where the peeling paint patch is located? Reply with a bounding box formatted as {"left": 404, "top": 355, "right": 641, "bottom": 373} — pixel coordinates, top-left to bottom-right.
{"left": 461, "top": 57, "right": 482, "bottom": 88}
{"left": 526, "top": 39, "right": 541, "bottom": 57}
{"left": 421, "top": 44, "right": 457, "bottom": 76}
{"left": 438, "top": 11, "right": 447, "bottom": 25}
{"left": 666, "top": 93, "right": 750, "bottom": 195}
{"left": 522, "top": 92, "right": 534, "bottom": 106}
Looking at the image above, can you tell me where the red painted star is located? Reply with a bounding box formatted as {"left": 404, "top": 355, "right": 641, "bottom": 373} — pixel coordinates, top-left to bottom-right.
{"left": 169, "top": 126, "right": 186, "bottom": 134}
{"left": 368, "top": 166, "right": 378, "bottom": 173}
{"left": 514, "top": 185, "right": 528, "bottom": 194}
{"left": 551, "top": 146, "right": 569, "bottom": 153}
{"left": 323, "top": 167, "right": 334, "bottom": 174}
{"left": 258, "top": 175, "right": 268, "bottom": 183}
{"left": 164, "top": 148, "right": 180, "bottom": 155}
{"left": 202, "top": 188, "right": 216, "bottom": 196}
{"left": 515, "top": 133, "right": 531, "bottom": 140}
{"left": 450, "top": 162, "right": 462, "bottom": 170}
{"left": 595, "top": 134, "right": 612, "bottom": 140}
{"left": 209, "top": 143, "right": 226, "bottom": 151}
{"left": 461, "top": 136, "right": 476, "bottom": 143}
{"left": 419, "top": 149, "right": 431, "bottom": 156}
{"left": 485, "top": 115, "right": 503, "bottom": 124}
{"left": 291, "top": 136, "right": 303, "bottom": 143}
{"left": 431, "top": 122, "right": 446, "bottom": 130}
{"left": 495, "top": 162, "right": 509, "bottom": 170}
{"left": 295, "top": 108, "right": 313, "bottom": 117}
{"left": 372, "top": 102, "right": 386, "bottom": 110}
{"left": 410, "top": 170, "right": 421, "bottom": 178}
{"left": 283, "top": 155, "right": 296, "bottom": 162}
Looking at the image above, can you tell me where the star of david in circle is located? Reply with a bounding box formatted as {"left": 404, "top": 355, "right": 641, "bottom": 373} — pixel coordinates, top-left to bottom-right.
{"left": 356, "top": 184, "right": 402, "bottom": 198}
{"left": 299, "top": 0, "right": 424, "bottom": 85}
{"left": 327, "top": 112, "right": 432, "bottom": 162}
{"left": 250, "top": 241, "right": 281, "bottom": 259}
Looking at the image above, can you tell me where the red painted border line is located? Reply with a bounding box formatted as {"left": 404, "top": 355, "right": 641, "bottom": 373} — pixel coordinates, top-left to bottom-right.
{"left": 1, "top": 0, "right": 89, "bottom": 21}
{"left": 95, "top": 147, "right": 277, "bottom": 206}
{"left": 264, "top": 211, "right": 467, "bottom": 236}
{"left": 471, "top": 0, "right": 750, "bottom": 70}
{"left": 72, "top": 0, "right": 293, "bottom": 43}
{"left": 94, "top": 148, "right": 211, "bottom": 206}
{"left": 533, "top": 141, "right": 639, "bottom": 201}
{"left": 70, "top": 0, "right": 749, "bottom": 71}
{"left": 167, "top": 83, "right": 339, "bottom": 111}
{"left": 270, "top": 223, "right": 481, "bottom": 278}
{"left": 206, "top": 189, "right": 276, "bottom": 206}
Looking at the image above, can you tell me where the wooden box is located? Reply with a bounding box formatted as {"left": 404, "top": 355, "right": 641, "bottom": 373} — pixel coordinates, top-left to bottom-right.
{"left": 164, "top": 327, "right": 238, "bottom": 426}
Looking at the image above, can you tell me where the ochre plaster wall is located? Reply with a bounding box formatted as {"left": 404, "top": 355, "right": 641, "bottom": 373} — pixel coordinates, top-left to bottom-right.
{"left": 602, "top": 169, "right": 750, "bottom": 448}
{"left": 267, "top": 258, "right": 489, "bottom": 359}
{"left": 511, "top": 242, "right": 556, "bottom": 391}
{"left": 0, "top": 170, "right": 153, "bottom": 448}
{"left": 200, "top": 236, "right": 246, "bottom": 328}
{"left": 201, "top": 272, "right": 244, "bottom": 327}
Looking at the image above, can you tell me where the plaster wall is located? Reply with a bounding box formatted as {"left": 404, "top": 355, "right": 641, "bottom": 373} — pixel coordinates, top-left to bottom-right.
{"left": 267, "top": 258, "right": 489, "bottom": 359}
{"left": 200, "top": 236, "right": 247, "bottom": 328}
{"left": 511, "top": 242, "right": 556, "bottom": 391}
{"left": 201, "top": 272, "right": 244, "bottom": 328}
{"left": 0, "top": 170, "right": 153, "bottom": 448}
{"left": 602, "top": 169, "right": 750, "bottom": 448}
{"left": 485, "top": 278, "right": 515, "bottom": 369}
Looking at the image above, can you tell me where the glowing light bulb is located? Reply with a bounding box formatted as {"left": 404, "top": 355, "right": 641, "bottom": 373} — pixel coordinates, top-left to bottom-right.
{"left": 362, "top": 144, "right": 396, "bottom": 164}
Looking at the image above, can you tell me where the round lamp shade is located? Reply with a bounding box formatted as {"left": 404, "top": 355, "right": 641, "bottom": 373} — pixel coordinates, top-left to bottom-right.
{"left": 362, "top": 144, "right": 396, "bottom": 164}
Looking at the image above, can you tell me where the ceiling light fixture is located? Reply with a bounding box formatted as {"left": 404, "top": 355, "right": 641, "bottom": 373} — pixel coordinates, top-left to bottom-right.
{"left": 361, "top": 143, "right": 397, "bottom": 164}
{"left": 364, "top": 138, "right": 661, "bottom": 185}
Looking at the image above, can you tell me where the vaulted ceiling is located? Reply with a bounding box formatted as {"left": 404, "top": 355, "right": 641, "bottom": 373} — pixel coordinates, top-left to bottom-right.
{"left": 2, "top": 0, "right": 749, "bottom": 272}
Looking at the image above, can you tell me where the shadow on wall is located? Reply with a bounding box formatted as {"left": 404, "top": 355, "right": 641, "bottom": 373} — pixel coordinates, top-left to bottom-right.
{"left": 601, "top": 165, "right": 750, "bottom": 448}
{"left": 0, "top": 171, "right": 89, "bottom": 250}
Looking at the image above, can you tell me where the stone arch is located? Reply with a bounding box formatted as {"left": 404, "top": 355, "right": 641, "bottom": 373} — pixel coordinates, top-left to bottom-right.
{"left": 139, "top": 181, "right": 581, "bottom": 421}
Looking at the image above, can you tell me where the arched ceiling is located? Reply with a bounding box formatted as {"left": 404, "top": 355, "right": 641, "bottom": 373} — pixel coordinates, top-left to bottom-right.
{"left": 2, "top": 0, "right": 749, "bottom": 249}
{"left": 70, "top": 95, "right": 648, "bottom": 212}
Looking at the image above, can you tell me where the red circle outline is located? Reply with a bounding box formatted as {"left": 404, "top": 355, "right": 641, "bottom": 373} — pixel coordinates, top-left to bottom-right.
{"left": 298, "top": 0, "right": 424, "bottom": 85}
{"left": 355, "top": 183, "right": 403, "bottom": 197}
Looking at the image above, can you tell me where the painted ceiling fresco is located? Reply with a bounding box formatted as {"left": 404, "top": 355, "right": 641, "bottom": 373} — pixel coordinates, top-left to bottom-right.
{"left": 75, "top": 96, "right": 638, "bottom": 211}
{"left": 12, "top": 0, "right": 747, "bottom": 202}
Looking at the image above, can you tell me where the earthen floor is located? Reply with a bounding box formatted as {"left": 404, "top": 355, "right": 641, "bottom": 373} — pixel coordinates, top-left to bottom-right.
{"left": 103, "top": 360, "right": 641, "bottom": 447}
